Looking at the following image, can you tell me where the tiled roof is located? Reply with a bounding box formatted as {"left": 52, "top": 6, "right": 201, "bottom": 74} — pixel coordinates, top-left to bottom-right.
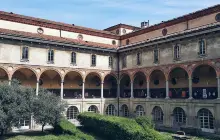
{"left": 119, "top": 22, "right": 220, "bottom": 50}
{"left": 104, "top": 23, "right": 140, "bottom": 31}
{"left": 0, "top": 11, "right": 120, "bottom": 39}
{"left": 0, "top": 28, "right": 117, "bottom": 49}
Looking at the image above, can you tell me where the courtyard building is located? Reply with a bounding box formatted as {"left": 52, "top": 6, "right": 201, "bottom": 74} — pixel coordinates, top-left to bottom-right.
{"left": 0, "top": 4, "right": 220, "bottom": 134}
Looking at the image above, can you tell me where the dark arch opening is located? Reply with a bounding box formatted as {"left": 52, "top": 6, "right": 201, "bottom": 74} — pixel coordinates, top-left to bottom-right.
{"left": 104, "top": 74, "right": 117, "bottom": 98}
{"left": 133, "top": 72, "right": 147, "bottom": 98}
{"left": 120, "top": 74, "right": 131, "bottom": 98}
{"left": 85, "top": 73, "right": 101, "bottom": 98}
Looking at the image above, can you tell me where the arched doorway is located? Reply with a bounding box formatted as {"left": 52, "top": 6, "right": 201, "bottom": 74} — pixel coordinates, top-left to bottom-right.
{"left": 0, "top": 68, "right": 8, "bottom": 83}
{"left": 120, "top": 74, "right": 131, "bottom": 98}
{"left": 39, "top": 70, "right": 61, "bottom": 96}
{"left": 152, "top": 106, "right": 163, "bottom": 124}
{"left": 67, "top": 106, "right": 79, "bottom": 120}
{"left": 192, "top": 65, "right": 217, "bottom": 99}
{"left": 135, "top": 105, "right": 145, "bottom": 117}
{"left": 133, "top": 72, "right": 147, "bottom": 98}
{"left": 85, "top": 72, "right": 101, "bottom": 98}
{"left": 173, "top": 107, "right": 186, "bottom": 129}
{"left": 12, "top": 68, "right": 37, "bottom": 88}
{"left": 169, "top": 68, "right": 189, "bottom": 99}
{"left": 105, "top": 104, "right": 116, "bottom": 116}
{"left": 149, "top": 70, "right": 166, "bottom": 98}
{"left": 121, "top": 104, "right": 129, "bottom": 117}
{"left": 88, "top": 105, "right": 98, "bottom": 113}
{"left": 63, "top": 71, "right": 83, "bottom": 99}
{"left": 103, "top": 74, "right": 117, "bottom": 98}
{"left": 198, "top": 108, "right": 214, "bottom": 133}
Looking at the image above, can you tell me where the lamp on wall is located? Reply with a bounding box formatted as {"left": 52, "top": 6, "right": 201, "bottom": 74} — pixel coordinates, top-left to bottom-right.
{"left": 154, "top": 79, "right": 159, "bottom": 85}
{"left": 192, "top": 76, "right": 199, "bottom": 84}
{"left": 171, "top": 78, "right": 177, "bottom": 85}
{"left": 39, "top": 79, "right": 43, "bottom": 86}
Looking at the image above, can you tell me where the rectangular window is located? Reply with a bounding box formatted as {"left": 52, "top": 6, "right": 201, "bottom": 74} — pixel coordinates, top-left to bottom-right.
{"left": 109, "top": 56, "right": 113, "bottom": 68}
{"left": 21, "top": 47, "right": 29, "bottom": 60}
{"left": 91, "top": 54, "right": 96, "bottom": 66}
{"left": 48, "top": 49, "right": 54, "bottom": 63}
{"left": 71, "top": 52, "right": 76, "bottom": 65}
{"left": 154, "top": 48, "right": 159, "bottom": 63}
{"left": 199, "top": 39, "right": 206, "bottom": 55}
{"left": 137, "top": 52, "right": 141, "bottom": 65}
{"left": 174, "top": 45, "right": 180, "bottom": 60}
{"left": 122, "top": 55, "right": 127, "bottom": 68}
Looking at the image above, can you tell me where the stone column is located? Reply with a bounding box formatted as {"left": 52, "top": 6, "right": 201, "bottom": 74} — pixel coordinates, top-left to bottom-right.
{"left": 189, "top": 77, "right": 193, "bottom": 99}
{"left": 147, "top": 80, "right": 150, "bottom": 98}
{"left": 130, "top": 81, "right": 134, "bottom": 98}
{"left": 82, "top": 82, "right": 85, "bottom": 99}
{"left": 60, "top": 80, "right": 64, "bottom": 100}
{"left": 217, "top": 77, "right": 220, "bottom": 99}
{"left": 101, "top": 82, "right": 104, "bottom": 99}
{"left": 166, "top": 80, "right": 170, "bottom": 99}
{"left": 36, "top": 80, "right": 39, "bottom": 96}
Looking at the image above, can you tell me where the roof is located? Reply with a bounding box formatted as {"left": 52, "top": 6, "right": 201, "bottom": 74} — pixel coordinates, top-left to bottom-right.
{"left": 119, "top": 22, "right": 220, "bottom": 51}
{"left": 104, "top": 23, "right": 140, "bottom": 31}
{"left": 0, "top": 28, "right": 117, "bottom": 49}
{"left": 121, "top": 4, "right": 220, "bottom": 39}
{"left": 0, "top": 11, "right": 120, "bottom": 40}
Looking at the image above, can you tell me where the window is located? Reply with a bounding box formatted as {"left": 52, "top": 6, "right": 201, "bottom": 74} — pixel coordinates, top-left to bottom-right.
{"left": 126, "top": 39, "right": 130, "bottom": 45}
{"left": 106, "top": 104, "right": 116, "bottom": 116}
{"left": 198, "top": 109, "right": 214, "bottom": 130}
{"left": 71, "top": 52, "right": 76, "bottom": 65}
{"left": 67, "top": 106, "right": 79, "bottom": 120}
{"left": 173, "top": 107, "right": 186, "bottom": 124}
{"left": 198, "top": 39, "right": 206, "bottom": 56}
{"left": 48, "top": 49, "right": 54, "bottom": 63}
{"left": 153, "top": 48, "right": 159, "bottom": 63}
{"left": 152, "top": 106, "right": 163, "bottom": 123}
{"left": 88, "top": 105, "right": 98, "bottom": 113}
{"left": 122, "top": 55, "right": 127, "bottom": 68}
{"left": 174, "top": 44, "right": 180, "bottom": 60}
{"left": 121, "top": 104, "right": 129, "bottom": 117}
{"left": 136, "top": 105, "right": 144, "bottom": 117}
{"left": 109, "top": 56, "right": 113, "bottom": 67}
{"left": 91, "top": 54, "right": 96, "bottom": 66}
{"left": 21, "top": 46, "right": 29, "bottom": 60}
{"left": 137, "top": 52, "right": 141, "bottom": 65}
{"left": 18, "top": 119, "right": 29, "bottom": 127}
{"left": 112, "top": 40, "right": 116, "bottom": 45}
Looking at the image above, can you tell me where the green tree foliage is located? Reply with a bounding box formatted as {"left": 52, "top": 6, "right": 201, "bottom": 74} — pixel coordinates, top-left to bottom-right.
{"left": 135, "top": 116, "right": 155, "bottom": 130}
{"left": 0, "top": 80, "right": 35, "bottom": 135}
{"left": 33, "top": 88, "right": 67, "bottom": 132}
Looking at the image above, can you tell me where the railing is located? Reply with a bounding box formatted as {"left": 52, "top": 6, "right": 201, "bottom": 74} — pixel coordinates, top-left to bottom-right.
{"left": 150, "top": 88, "right": 166, "bottom": 98}
{"left": 63, "top": 89, "right": 82, "bottom": 99}
{"left": 103, "top": 89, "right": 117, "bottom": 98}
{"left": 134, "top": 89, "right": 147, "bottom": 98}
{"left": 169, "top": 88, "right": 189, "bottom": 99}
{"left": 85, "top": 89, "right": 101, "bottom": 98}
{"left": 120, "top": 89, "right": 131, "bottom": 98}
{"left": 192, "top": 87, "right": 217, "bottom": 99}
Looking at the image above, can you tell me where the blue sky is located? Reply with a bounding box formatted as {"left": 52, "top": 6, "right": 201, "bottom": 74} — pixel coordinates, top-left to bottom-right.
{"left": 0, "top": 0, "right": 219, "bottom": 30}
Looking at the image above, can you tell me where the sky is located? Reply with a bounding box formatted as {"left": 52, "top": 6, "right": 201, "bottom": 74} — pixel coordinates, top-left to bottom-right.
{"left": 0, "top": 0, "right": 219, "bottom": 30}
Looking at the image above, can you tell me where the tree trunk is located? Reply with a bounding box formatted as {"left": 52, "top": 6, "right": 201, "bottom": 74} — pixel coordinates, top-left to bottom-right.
{"left": 42, "top": 124, "right": 45, "bottom": 132}
{"left": 0, "top": 129, "right": 4, "bottom": 136}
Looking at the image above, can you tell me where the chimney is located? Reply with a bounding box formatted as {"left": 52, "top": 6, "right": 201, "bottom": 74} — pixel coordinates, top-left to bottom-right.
{"left": 141, "top": 20, "right": 149, "bottom": 28}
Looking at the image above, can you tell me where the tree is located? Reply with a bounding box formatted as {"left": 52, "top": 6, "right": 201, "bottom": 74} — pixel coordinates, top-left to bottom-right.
{"left": 0, "top": 80, "right": 35, "bottom": 135}
{"left": 33, "top": 89, "right": 66, "bottom": 132}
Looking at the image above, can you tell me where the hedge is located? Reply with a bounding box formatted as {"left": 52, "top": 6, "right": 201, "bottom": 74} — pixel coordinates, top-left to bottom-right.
{"left": 78, "top": 112, "right": 168, "bottom": 140}
{"left": 53, "top": 119, "right": 95, "bottom": 140}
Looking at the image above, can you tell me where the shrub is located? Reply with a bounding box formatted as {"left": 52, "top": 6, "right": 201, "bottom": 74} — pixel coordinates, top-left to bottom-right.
{"left": 54, "top": 119, "right": 95, "bottom": 140}
{"left": 78, "top": 112, "right": 165, "bottom": 140}
{"left": 135, "top": 116, "right": 155, "bottom": 129}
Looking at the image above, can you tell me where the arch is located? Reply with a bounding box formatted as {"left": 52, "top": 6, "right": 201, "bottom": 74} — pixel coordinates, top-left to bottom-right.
{"left": 120, "top": 73, "right": 131, "bottom": 98}
{"left": 88, "top": 105, "right": 98, "bottom": 113}
{"left": 132, "top": 70, "right": 147, "bottom": 82}
{"left": 39, "top": 68, "right": 62, "bottom": 81}
{"left": 152, "top": 106, "right": 163, "bottom": 123}
{"left": 197, "top": 108, "right": 214, "bottom": 133}
{"left": 149, "top": 69, "right": 166, "bottom": 98}
{"left": 103, "top": 74, "right": 118, "bottom": 98}
{"left": 168, "top": 67, "right": 189, "bottom": 99}
{"left": 192, "top": 64, "right": 217, "bottom": 99}
{"left": 168, "top": 66, "right": 189, "bottom": 79}
{"left": 12, "top": 67, "right": 37, "bottom": 80}
{"left": 121, "top": 104, "right": 129, "bottom": 117}
{"left": 148, "top": 68, "right": 166, "bottom": 81}
{"left": 64, "top": 70, "right": 83, "bottom": 81}
{"left": 119, "top": 72, "right": 131, "bottom": 82}
{"left": 85, "top": 72, "right": 102, "bottom": 98}
{"left": 85, "top": 71, "right": 102, "bottom": 82}
{"left": 12, "top": 67, "right": 37, "bottom": 87}
{"left": 63, "top": 71, "right": 83, "bottom": 99}
{"left": 39, "top": 69, "right": 62, "bottom": 96}
{"left": 191, "top": 63, "right": 218, "bottom": 77}
{"left": 67, "top": 106, "right": 79, "bottom": 120}
{"left": 105, "top": 104, "right": 116, "bottom": 116}
{"left": 135, "top": 105, "right": 145, "bottom": 117}
{"left": 103, "top": 72, "right": 118, "bottom": 83}
{"left": 0, "top": 66, "right": 9, "bottom": 82}
{"left": 173, "top": 107, "right": 186, "bottom": 125}
{"left": 133, "top": 71, "right": 147, "bottom": 98}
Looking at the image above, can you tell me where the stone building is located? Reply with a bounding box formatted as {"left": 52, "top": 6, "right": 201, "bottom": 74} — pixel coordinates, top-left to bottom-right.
{"left": 0, "top": 4, "right": 220, "bottom": 134}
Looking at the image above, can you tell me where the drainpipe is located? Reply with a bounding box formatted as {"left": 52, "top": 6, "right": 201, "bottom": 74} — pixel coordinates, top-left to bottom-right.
{"left": 117, "top": 52, "right": 120, "bottom": 116}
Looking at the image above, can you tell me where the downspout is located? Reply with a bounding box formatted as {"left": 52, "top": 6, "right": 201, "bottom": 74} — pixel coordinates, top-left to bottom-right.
{"left": 117, "top": 52, "right": 120, "bottom": 116}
